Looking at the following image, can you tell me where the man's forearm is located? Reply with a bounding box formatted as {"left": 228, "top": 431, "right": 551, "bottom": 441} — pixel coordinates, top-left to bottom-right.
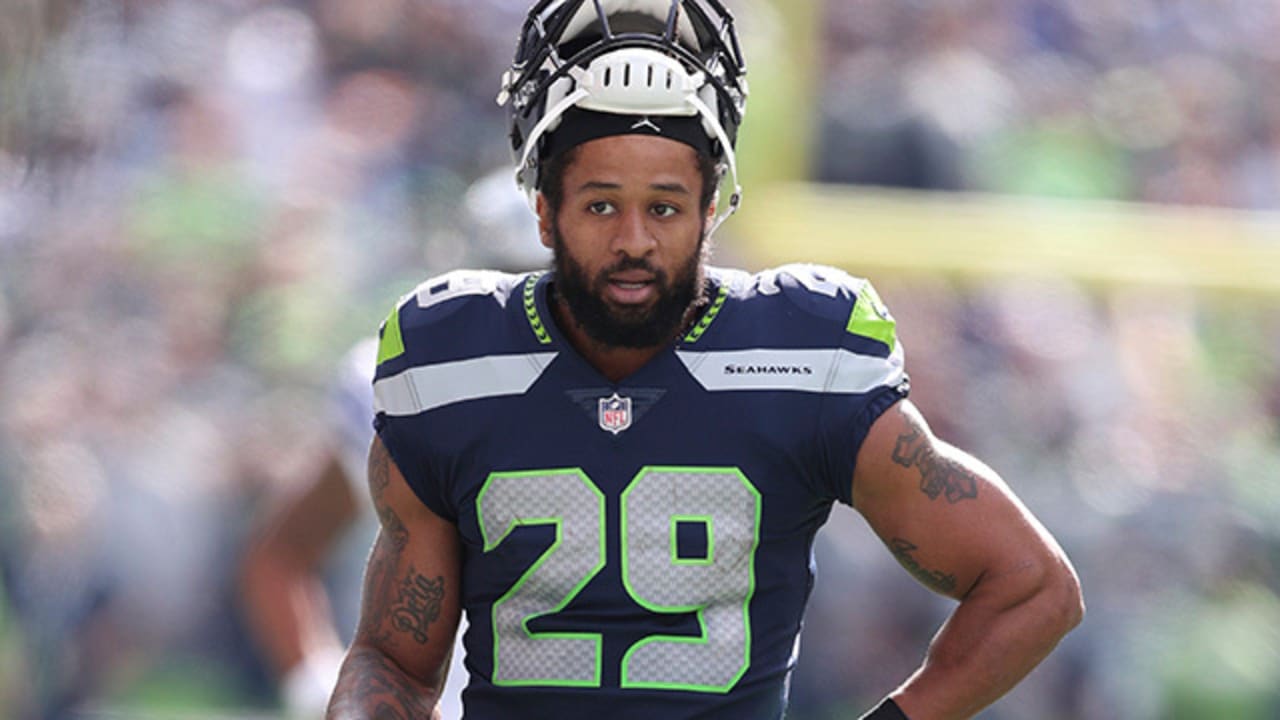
{"left": 326, "top": 645, "right": 441, "bottom": 720}
{"left": 890, "top": 564, "right": 1083, "bottom": 719}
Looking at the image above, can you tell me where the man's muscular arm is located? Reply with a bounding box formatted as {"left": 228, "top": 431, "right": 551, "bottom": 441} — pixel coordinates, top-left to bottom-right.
{"left": 327, "top": 437, "right": 462, "bottom": 719}
{"left": 853, "top": 400, "right": 1084, "bottom": 720}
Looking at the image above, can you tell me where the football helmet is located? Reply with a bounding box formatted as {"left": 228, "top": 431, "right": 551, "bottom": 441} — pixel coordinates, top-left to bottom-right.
{"left": 498, "top": 0, "right": 748, "bottom": 233}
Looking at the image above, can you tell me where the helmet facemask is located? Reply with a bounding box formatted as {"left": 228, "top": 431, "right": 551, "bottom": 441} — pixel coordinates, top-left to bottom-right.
{"left": 499, "top": 0, "right": 748, "bottom": 235}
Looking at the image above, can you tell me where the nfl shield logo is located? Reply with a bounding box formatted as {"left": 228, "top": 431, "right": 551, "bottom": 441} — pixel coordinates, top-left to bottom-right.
{"left": 598, "top": 393, "right": 633, "bottom": 435}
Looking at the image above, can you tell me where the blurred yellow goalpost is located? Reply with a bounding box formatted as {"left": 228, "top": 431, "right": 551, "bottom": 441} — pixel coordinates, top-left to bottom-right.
{"left": 733, "top": 183, "right": 1280, "bottom": 296}
{"left": 737, "top": 0, "right": 1280, "bottom": 295}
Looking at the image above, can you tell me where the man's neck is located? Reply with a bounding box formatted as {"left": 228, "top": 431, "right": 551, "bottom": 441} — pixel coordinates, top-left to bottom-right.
{"left": 549, "top": 284, "right": 710, "bottom": 384}
{"left": 550, "top": 297, "right": 681, "bottom": 384}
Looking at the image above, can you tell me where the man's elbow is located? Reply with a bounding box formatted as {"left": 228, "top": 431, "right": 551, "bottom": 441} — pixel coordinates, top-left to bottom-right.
{"left": 1043, "top": 559, "right": 1085, "bottom": 638}
{"left": 1002, "top": 551, "right": 1084, "bottom": 641}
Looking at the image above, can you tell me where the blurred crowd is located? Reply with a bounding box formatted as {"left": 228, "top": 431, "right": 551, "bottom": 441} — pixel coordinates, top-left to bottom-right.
{"left": 815, "top": 0, "right": 1280, "bottom": 209}
{"left": 1, "top": 1, "right": 1278, "bottom": 719}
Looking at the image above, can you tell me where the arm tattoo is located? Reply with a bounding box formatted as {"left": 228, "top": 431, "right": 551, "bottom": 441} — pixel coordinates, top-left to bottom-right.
{"left": 889, "top": 537, "right": 958, "bottom": 595}
{"left": 369, "top": 442, "right": 409, "bottom": 550}
{"left": 357, "top": 533, "right": 399, "bottom": 646}
{"left": 891, "top": 422, "right": 978, "bottom": 503}
{"left": 359, "top": 442, "right": 412, "bottom": 644}
{"left": 332, "top": 443, "right": 446, "bottom": 717}
{"left": 374, "top": 704, "right": 408, "bottom": 720}
{"left": 329, "top": 646, "right": 435, "bottom": 719}
{"left": 391, "top": 568, "right": 446, "bottom": 645}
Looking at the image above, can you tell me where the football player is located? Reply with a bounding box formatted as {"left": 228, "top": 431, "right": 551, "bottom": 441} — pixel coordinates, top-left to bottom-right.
{"left": 327, "top": 2, "right": 1083, "bottom": 718}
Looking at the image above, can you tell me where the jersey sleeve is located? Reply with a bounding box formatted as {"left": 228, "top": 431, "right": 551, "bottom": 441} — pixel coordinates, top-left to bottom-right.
{"left": 370, "top": 270, "right": 528, "bottom": 522}
{"left": 371, "top": 294, "right": 452, "bottom": 520}
{"left": 770, "top": 265, "right": 909, "bottom": 505}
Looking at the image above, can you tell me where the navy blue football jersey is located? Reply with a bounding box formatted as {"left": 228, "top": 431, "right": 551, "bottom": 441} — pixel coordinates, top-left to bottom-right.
{"left": 372, "top": 265, "right": 908, "bottom": 719}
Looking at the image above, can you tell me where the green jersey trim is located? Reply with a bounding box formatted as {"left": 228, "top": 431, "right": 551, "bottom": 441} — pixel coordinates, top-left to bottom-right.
{"left": 377, "top": 304, "right": 407, "bottom": 364}
{"left": 846, "top": 280, "right": 897, "bottom": 352}
{"left": 683, "top": 284, "right": 730, "bottom": 344}
{"left": 524, "top": 274, "right": 552, "bottom": 345}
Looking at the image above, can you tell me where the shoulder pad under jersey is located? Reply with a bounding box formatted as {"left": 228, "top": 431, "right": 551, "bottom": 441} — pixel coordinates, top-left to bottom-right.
{"left": 374, "top": 269, "right": 531, "bottom": 371}
{"left": 743, "top": 264, "right": 899, "bottom": 353}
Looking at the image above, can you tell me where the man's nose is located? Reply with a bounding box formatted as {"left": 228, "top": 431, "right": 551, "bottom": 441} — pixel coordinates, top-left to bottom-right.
{"left": 610, "top": 206, "right": 656, "bottom": 257}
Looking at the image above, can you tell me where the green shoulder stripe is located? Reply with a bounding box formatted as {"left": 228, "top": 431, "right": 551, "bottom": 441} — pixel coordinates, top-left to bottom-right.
{"left": 377, "top": 303, "right": 406, "bottom": 364}
{"left": 846, "top": 280, "right": 896, "bottom": 352}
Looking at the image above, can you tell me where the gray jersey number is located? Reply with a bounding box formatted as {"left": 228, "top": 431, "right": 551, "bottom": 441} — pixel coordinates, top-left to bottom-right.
{"left": 476, "top": 466, "right": 761, "bottom": 693}
{"left": 477, "top": 469, "right": 606, "bottom": 687}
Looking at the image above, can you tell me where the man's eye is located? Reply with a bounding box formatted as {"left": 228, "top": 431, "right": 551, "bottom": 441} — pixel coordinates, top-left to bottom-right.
{"left": 652, "top": 203, "right": 679, "bottom": 218}
{"left": 588, "top": 201, "right": 615, "bottom": 215}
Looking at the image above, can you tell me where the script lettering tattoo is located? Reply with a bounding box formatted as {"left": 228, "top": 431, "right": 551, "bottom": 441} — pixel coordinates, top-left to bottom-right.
{"left": 889, "top": 537, "right": 957, "bottom": 595}
{"left": 891, "top": 421, "right": 978, "bottom": 503}
{"left": 391, "top": 569, "right": 446, "bottom": 645}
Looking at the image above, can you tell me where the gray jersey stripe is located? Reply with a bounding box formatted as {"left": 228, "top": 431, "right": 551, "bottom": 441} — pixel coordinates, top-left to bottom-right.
{"left": 374, "top": 353, "right": 559, "bottom": 416}
{"left": 675, "top": 348, "right": 904, "bottom": 394}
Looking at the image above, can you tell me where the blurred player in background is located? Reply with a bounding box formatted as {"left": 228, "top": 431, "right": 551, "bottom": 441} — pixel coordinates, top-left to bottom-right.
{"left": 240, "top": 336, "right": 385, "bottom": 718}
{"left": 240, "top": 169, "right": 547, "bottom": 719}
{"left": 328, "top": 1, "right": 1083, "bottom": 718}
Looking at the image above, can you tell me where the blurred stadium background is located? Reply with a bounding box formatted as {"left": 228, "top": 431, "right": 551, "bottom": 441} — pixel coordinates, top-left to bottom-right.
{"left": 2, "top": 1, "right": 1279, "bottom": 718}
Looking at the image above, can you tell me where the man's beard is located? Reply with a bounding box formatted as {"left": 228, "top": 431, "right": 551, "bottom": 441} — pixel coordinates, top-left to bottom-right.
{"left": 551, "top": 224, "right": 707, "bottom": 349}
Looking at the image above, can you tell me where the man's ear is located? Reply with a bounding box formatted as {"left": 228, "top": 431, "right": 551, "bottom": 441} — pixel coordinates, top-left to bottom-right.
{"left": 704, "top": 196, "right": 718, "bottom": 234}
{"left": 536, "top": 193, "right": 554, "bottom": 249}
